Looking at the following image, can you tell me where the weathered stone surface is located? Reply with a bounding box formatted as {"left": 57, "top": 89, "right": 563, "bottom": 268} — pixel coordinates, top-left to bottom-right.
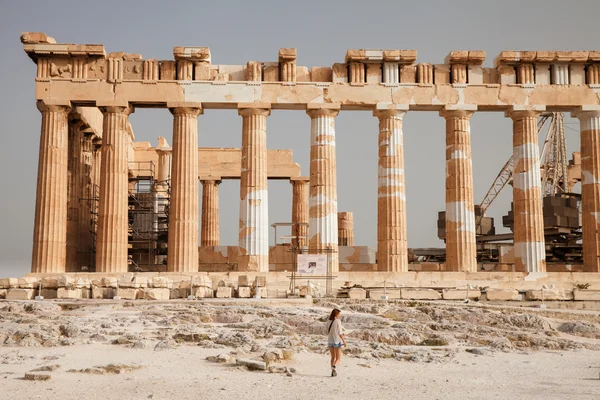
{"left": 442, "top": 289, "right": 482, "bottom": 300}
{"left": 237, "top": 286, "right": 251, "bottom": 298}
{"left": 144, "top": 288, "right": 170, "bottom": 300}
{"left": 92, "top": 286, "right": 115, "bottom": 299}
{"left": 18, "top": 277, "right": 40, "bottom": 289}
{"left": 216, "top": 287, "right": 233, "bottom": 298}
{"left": 0, "top": 289, "right": 6, "bottom": 299}
{"left": 237, "top": 358, "right": 267, "bottom": 371}
{"left": 486, "top": 289, "right": 520, "bottom": 301}
{"left": 40, "top": 289, "right": 58, "bottom": 299}
{"left": 525, "top": 289, "right": 573, "bottom": 301}
{"left": 116, "top": 288, "right": 142, "bottom": 300}
{"left": 0, "top": 278, "right": 18, "bottom": 288}
{"left": 348, "top": 288, "right": 367, "bottom": 299}
{"left": 400, "top": 288, "right": 441, "bottom": 300}
{"left": 24, "top": 373, "right": 51, "bottom": 381}
{"left": 151, "top": 276, "right": 173, "bottom": 289}
{"left": 573, "top": 289, "right": 600, "bottom": 301}
{"left": 57, "top": 288, "right": 81, "bottom": 299}
{"left": 7, "top": 288, "right": 36, "bottom": 300}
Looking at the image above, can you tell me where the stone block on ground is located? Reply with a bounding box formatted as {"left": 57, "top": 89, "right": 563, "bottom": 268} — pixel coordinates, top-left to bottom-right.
{"left": 24, "top": 373, "right": 51, "bottom": 381}
{"left": 573, "top": 289, "right": 600, "bottom": 301}
{"left": 40, "top": 289, "right": 57, "bottom": 299}
{"left": 525, "top": 289, "right": 573, "bottom": 301}
{"left": 237, "top": 286, "right": 251, "bottom": 298}
{"left": 255, "top": 276, "right": 267, "bottom": 287}
{"left": 169, "top": 288, "right": 186, "bottom": 299}
{"left": 72, "top": 278, "right": 91, "bottom": 289}
{"left": 0, "top": 278, "right": 19, "bottom": 289}
{"left": 401, "top": 288, "right": 441, "bottom": 300}
{"left": 116, "top": 288, "right": 142, "bottom": 300}
{"left": 151, "top": 276, "right": 173, "bottom": 289}
{"left": 57, "top": 288, "right": 82, "bottom": 299}
{"left": 92, "top": 286, "right": 115, "bottom": 299}
{"left": 216, "top": 287, "right": 233, "bottom": 298}
{"left": 144, "top": 288, "right": 170, "bottom": 300}
{"left": 267, "top": 288, "right": 286, "bottom": 298}
{"left": 253, "top": 287, "right": 268, "bottom": 298}
{"left": 194, "top": 287, "right": 213, "bottom": 298}
{"left": 118, "top": 275, "right": 148, "bottom": 288}
{"left": 348, "top": 288, "right": 367, "bottom": 299}
{"left": 101, "top": 277, "right": 118, "bottom": 288}
{"left": 18, "top": 277, "right": 40, "bottom": 289}
{"left": 7, "top": 288, "right": 36, "bottom": 300}
{"left": 237, "top": 358, "right": 267, "bottom": 371}
{"left": 56, "top": 275, "right": 75, "bottom": 288}
{"left": 486, "top": 289, "right": 520, "bottom": 301}
{"left": 41, "top": 277, "right": 59, "bottom": 289}
{"left": 442, "top": 289, "right": 482, "bottom": 300}
{"left": 368, "top": 289, "right": 401, "bottom": 299}
{"left": 238, "top": 275, "right": 250, "bottom": 287}
{"left": 0, "top": 289, "right": 6, "bottom": 299}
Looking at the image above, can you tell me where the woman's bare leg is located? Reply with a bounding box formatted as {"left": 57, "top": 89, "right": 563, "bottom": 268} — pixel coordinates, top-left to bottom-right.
{"left": 334, "top": 347, "right": 343, "bottom": 367}
{"left": 329, "top": 347, "right": 336, "bottom": 367}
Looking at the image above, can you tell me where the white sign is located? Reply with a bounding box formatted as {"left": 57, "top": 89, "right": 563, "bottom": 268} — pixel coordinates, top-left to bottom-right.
{"left": 297, "top": 254, "right": 328, "bottom": 275}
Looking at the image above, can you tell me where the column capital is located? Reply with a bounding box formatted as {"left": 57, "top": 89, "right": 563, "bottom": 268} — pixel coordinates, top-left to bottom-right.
{"left": 200, "top": 178, "right": 222, "bottom": 185}
{"left": 36, "top": 100, "right": 71, "bottom": 114}
{"left": 238, "top": 103, "right": 271, "bottom": 117}
{"left": 505, "top": 105, "right": 545, "bottom": 119}
{"left": 169, "top": 105, "right": 203, "bottom": 117}
{"left": 290, "top": 176, "right": 310, "bottom": 184}
{"left": 306, "top": 103, "right": 340, "bottom": 118}
{"left": 439, "top": 105, "right": 476, "bottom": 119}
{"left": 572, "top": 106, "right": 600, "bottom": 119}
{"left": 99, "top": 105, "right": 134, "bottom": 116}
{"left": 374, "top": 108, "right": 407, "bottom": 120}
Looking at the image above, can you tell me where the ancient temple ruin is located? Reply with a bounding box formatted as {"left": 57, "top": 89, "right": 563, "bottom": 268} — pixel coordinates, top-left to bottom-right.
{"left": 21, "top": 32, "right": 600, "bottom": 277}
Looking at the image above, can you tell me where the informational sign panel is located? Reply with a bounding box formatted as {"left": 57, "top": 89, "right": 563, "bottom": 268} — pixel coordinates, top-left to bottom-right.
{"left": 297, "top": 254, "right": 328, "bottom": 275}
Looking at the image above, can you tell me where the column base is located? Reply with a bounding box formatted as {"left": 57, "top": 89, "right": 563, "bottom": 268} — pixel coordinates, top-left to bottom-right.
{"left": 238, "top": 255, "right": 269, "bottom": 272}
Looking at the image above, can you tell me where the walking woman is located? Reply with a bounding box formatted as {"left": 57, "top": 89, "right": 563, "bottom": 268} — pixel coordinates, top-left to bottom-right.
{"left": 327, "top": 308, "right": 346, "bottom": 377}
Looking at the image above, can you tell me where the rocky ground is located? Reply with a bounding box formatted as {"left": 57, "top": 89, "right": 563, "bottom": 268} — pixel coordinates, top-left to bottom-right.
{"left": 1, "top": 298, "right": 600, "bottom": 399}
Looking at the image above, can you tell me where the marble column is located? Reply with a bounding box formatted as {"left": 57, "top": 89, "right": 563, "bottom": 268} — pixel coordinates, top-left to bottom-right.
{"left": 79, "top": 132, "right": 95, "bottom": 269}
{"left": 307, "top": 105, "right": 340, "bottom": 272}
{"left": 441, "top": 108, "right": 477, "bottom": 272}
{"left": 31, "top": 101, "right": 70, "bottom": 273}
{"left": 374, "top": 108, "right": 408, "bottom": 272}
{"left": 508, "top": 109, "right": 546, "bottom": 273}
{"left": 337, "top": 212, "right": 354, "bottom": 246}
{"left": 95, "top": 106, "right": 133, "bottom": 273}
{"left": 201, "top": 179, "right": 220, "bottom": 247}
{"left": 238, "top": 106, "right": 270, "bottom": 272}
{"left": 168, "top": 107, "right": 202, "bottom": 272}
{"left": 66, "top": 116, "right": 84, "bottom": 272}
{"left": 290, "top": 177, "right": 309, "bottom": 248}
{"left": 575, "top": 109, "right": 600, "bottom": 272}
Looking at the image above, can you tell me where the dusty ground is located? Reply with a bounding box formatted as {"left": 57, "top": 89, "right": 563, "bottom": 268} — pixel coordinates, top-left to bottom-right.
{"left": 1, "top": 298, "right": 599, "bottom": 400}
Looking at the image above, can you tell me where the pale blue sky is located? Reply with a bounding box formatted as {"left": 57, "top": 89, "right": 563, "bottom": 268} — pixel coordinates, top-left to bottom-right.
{"left": 1, "top": 0, "right": 598, "bottom": 276}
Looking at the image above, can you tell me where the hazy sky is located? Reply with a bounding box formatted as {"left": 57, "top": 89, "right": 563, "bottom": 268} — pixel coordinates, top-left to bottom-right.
{"left": 1, "top": 0, "right": 598, "bottom": 277}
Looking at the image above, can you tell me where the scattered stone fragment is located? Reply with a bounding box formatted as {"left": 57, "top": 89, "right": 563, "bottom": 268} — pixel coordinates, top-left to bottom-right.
{"left": 24, "top": 373, "right": 51, "bottom": 381}
{"left": 237, "top": 358, "right": 267, "bottom": 371}
{"left": 31, "top": 365, "right": 60, "bottom": 372}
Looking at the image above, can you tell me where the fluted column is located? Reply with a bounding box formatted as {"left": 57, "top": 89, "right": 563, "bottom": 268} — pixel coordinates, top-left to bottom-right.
{"left": 307, "top": 105, "right": 340, "bottom": 272}
{"left": 337, "top": 212, "right": 355, "bottom": 246}
{"left": 441, "top": 108, "right": 477, "bottom": 272}
{"left": 66, "top": 116, "right": 84, "bottom": 272}
{"left": 374, "top": 108, "right": 408, "bottom": 272}
{"left": 575, "top": 109, "right": 600, "bottom": 272}
{"left": 95, "top": 106, "right": 133, "bottom": 273}
{"left": 31, "top": 101, "right": 70, "bottom": 273}
{"left": 290, "top": 177, "right": 309, "bottom": 248}
{"left": 168, "top": 107, "right": 202, "bottom": 272}
{"left": 201, "top": 179, "right": 220, "bottom": 247}
{"left": 79, "top": 132, "right": 95, "bottom": 268}
{"left": 508, "top": 109, "right": 546, "bottom": 272}
{"left": 238, "top": 105, "right": 270, "bottom": 272}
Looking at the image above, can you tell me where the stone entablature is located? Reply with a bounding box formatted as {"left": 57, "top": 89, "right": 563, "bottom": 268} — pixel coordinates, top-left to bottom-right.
{"left": 22, "top": 32, "right": 600, "bottom": 110}
{"left": 132, "top": 141, "right": 301, "bottom": 180}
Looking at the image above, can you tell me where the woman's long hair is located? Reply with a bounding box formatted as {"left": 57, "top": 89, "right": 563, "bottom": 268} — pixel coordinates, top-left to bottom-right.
{"left": 328, "top": 308, "right": 341, "bottom": 321}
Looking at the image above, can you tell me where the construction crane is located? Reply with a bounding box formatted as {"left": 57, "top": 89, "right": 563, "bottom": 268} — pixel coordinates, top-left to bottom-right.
{"left": 475, "top": 112, "right": 569, "bottom": 230}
